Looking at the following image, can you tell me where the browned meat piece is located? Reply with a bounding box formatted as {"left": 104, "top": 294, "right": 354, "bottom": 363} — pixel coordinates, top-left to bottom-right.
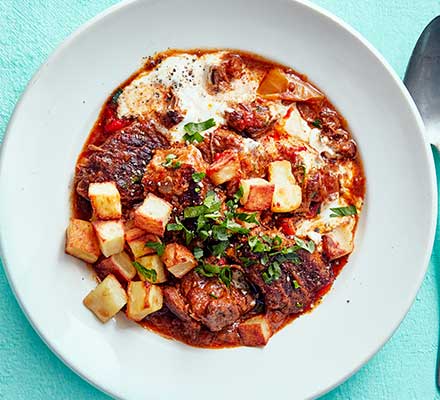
{"left": 225, "top": 101, "right": 273, "bottom": 139}
{"left": 142, "top": 145, "right": 209, "bottom": 211}
{"left": 158, "top": 90, "right": 184, "bottom": 128}
{"left": 207, "top": 54, "right": 244, "bottom": 94}
{"left": 196, "top": 128, "right": 245, "bottom": 163}
{"left": 298, "top": 169, "right": 340, "bottom": 215}
{"left": 163, "top": 270, "right": 256, "bottom": 332}
{"left": 321, "top": 128, "right": 357, "bottom": 160}
{"left": 245, "top": 250, "right": 332, "bottom": 314}
{"left": 297, "top": 102, "right": 357, "bottom": 160}
{"left": 75, "top": 122, "right": 169, "bottom": 209}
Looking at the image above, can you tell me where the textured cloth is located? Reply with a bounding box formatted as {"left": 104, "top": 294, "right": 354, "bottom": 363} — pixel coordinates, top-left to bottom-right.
{"left": 1, "top": 1, "right": 440, "bottom": 399}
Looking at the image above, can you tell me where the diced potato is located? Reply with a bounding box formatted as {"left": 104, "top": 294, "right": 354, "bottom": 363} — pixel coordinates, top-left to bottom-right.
{"left": 161, "top": 243, "right": 197, "bottom": 278}
{"left": 268, "top": 160, "right": 302, "bottom": 213}
{"left": 257, "top": 68, "right": 289, "bottom": 97}
{"left": 65, "top": 219, "right": 100, "bottom": 263}
{"left": 93, "top": 220, "right": 125, "bottom": 257}
{"left": 126, "top": 281, "right": 163, "bottom": 321}
{"left": 127, "top": 233, "right": 161, "bottom": 259}
{"left": 134, "top": 193, "right": 172, "bottom": 236}
{"left": 238, "top": 315, "right": 272, "bottom": 346}
{"left": 136, "top": 254, "right": 167, "bottom": 283}
{"left": 206, "top": 151, "right": 240, "bottom": 186}
{"left": 125, "top": 226, "right": 146, "bottom": 241}
{"left": 240, "top": 178, "right": 275, "bottom": 211}
{"left": 83, "top": 274, "right": 127, "bottom": 323}
{"left": 95, "top": 251, "right": 136, "bottom": 282}
{"left": 322, "top": 218, "right": 355, "bottom": 260}
{"left": 88, "top": 182, "right": 122, "bottom": 220}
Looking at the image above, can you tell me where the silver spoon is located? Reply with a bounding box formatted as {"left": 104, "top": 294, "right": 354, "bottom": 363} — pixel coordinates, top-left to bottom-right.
{"left": 405, "top": 16, "right": 440, "bottom": 150}
{"left": 404, "top": 15, "right": 440, "bottom": 387}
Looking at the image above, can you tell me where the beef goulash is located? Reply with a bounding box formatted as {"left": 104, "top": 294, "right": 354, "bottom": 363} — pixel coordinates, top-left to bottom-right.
{"left": 65, "top": 49, "right": 365, "bottom": 348}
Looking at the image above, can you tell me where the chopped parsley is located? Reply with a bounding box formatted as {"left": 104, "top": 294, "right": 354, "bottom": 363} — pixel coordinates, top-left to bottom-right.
{"left": 262, "top": 262, "right": 282, "bottom": 284}
{"left": 329, "top": 205, "right": 357, "bottom": 217}
{"left": 145, "top": 241, "right": 165, "bottom": 256}
{"left": 111, "top": 88, "right": 123, "bottom": 104}
{"left": 162, "top": 154, "right": 181, "bottom": 169}
{"left": 132, "top": 261, "right": 157, "bottom": 283}
{"left": 292, "top": 280, "right": 300, "bottom": 289}
{"left": 294, "top": 236, "right": 315, "bottom": 253}
{"left": 183, "top": 118, "right": 216, "bottom": 143}
{"left": 192, "top": 172, "right": 206, "bottom": 183}
{"left": 312, "top": 118, "right": 322, "bottom": 129}
{"left": 195, "top": 263, "right": 232, "bottom": 287}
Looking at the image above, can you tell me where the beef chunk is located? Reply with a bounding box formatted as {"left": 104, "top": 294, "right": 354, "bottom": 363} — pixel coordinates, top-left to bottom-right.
{"left": 225, "top": 101, "right": 273, "bottom": 139}
{"left": 142, "top": 145, "right": 209, "bottom": 211}
{"left": 75, "top": 122, "right": 169, "bottom": 209}
{"left": 196, "top": 128, "right": 245, "bottom": 163}
{"left": 163, "top": 270, "right": 256, "bottom": 332}
{"left": 207, "top": 54, "right": 244, "bottom": 94}
{"left": 297, "top": 102, "right": 357, "bottom": 160}
{"left": 245, "top": 250, "right": 332, "bottom": 314}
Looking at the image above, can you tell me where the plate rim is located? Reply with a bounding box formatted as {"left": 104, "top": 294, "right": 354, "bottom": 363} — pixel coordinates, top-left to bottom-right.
{"left": 0, "top": 0, "right": 437, "bottom": 399}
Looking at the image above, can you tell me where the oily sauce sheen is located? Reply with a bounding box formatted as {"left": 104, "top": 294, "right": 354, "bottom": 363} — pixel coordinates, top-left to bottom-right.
{"left": 72, "top": 49, "right": 365, "bottom": 348}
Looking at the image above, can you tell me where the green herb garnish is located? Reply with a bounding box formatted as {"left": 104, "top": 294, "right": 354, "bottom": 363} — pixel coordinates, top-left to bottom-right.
{"left": 210, "top": 293, "right": 218, "bottom": 299}
{"left": 294, "top": 236, "right": 315, "bottom": 253}
{"left": 192, "top": 172, "right": 206, "bottom": 183}
{"left": 111, "top": 88, "right": 123, "bottom": 104}
{"left": 162, "top": 154, "right": 181, "bottom": 169}
{"left": 312, "top": 119, "right": 322, "bottom": 129}
{"left": 193, "top": 247, "right": 204, "bottom": 260}
{"left": 262, "top": 262, "right": 282, "bottom": 284}
{"left": 132, "top": 261, "right": 157, "bottom": 283}
{"left": 145, "top": 241, "right": 165, "bottom": 256}
{"left": 183, "top": 118, "right": 216, "bottom": 143}
{"left": 329, "top": 205, "right": 357, "bottom": 217}
{"left": 292, "top": 280, "right": 300, "bottom": 289}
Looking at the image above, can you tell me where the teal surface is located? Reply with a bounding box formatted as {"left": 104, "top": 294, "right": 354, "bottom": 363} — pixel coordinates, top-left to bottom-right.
{"left": 1, "top": 0, "right": 440, "bottom": 398}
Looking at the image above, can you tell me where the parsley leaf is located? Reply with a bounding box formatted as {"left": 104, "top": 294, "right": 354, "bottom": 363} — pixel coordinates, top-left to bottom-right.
{"left": 294, "top": 236, "right": 315, "bottom": 253}
{"left": 145, "top": 241, "right": 165, "bottom": 256}
{"left": 111, "top": 88, "right": 123, "bottom": 104}
{"left": 192, "top": 172, "right": 206, "bottom": 183}
{"left": 312, "top": 118, "right": 322, "bottom": 129}
{"left": 162, "top": 154, "right": 181, "bottom": 169}
{"left": 193, "top": 247, "right": 204, "bottom": 260}
{"left": 262, "top": 262, "right": 282, "bottom": 284}
{"left": 212, "top": 241, "right": 229, "bottom": 257}
{"left": 183, "top": 118, "right": 216, "bottom": 143}
{"left": 235, "top": 212, "right": 259, "bottom": 225}
{"left": 233, "top": 185, "right": 244, "bottom": 203}
{"left": 329, "top": 205, "right": 357, "bottom": 217}
{"left": 292, "top": 280, "right": 300, "bottom": 289}
{"left": 132, "top": 261, "right": 157, "bottom": 283}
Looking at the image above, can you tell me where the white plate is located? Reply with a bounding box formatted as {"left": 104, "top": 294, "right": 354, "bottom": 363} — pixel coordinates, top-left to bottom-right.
{"left": 0, "top": 0, "right": 436, "bottom": 399}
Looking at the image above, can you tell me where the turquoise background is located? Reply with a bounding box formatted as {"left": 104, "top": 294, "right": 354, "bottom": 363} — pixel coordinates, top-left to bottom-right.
{"left": 1, "top": 0, "right": 440, "bottom": 398}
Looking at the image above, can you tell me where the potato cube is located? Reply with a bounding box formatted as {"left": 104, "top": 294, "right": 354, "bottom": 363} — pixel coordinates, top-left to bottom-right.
{"left": 88, "top": 182, "right": 122, "bottom": 220}
{"left": 134, "top": 193, "right": 172, "bottom": 236}
{"left": 240, "top": 178, "right": 275, "bottom": 211}
{"left": 94, "top": 251, "right": 136, "bottom": 282}
{"left": 135, "top": 254, "right": 167, "bottom": 283}
{"left": 65, "top": 219, "right": 100, "bottom": 263}
{"left": 322, "top": 218, "right": 355, "bottom": 260}
{"left": 83, "top": 274, "right": 127, "bottom": 323}
{"left": 127, "top": 233, "right": 161, "bottom": 258}
{"left": 161, "top": 243, "right": 197, "bottom": 278}
{"left": 207, "top": 151, "right": 240, "bottom": 186}
{"left": 238, "top": 315, "right": 272, "bottom": 346}
{"left": 126, "top": 281, "right": 163, "bottom": 322}
{"left": 125, "top": 226, "right": 146, "bottom": 241}
{"left": 268, "top": 160, "right": 302, "bottom": 212}
{"left": 93, "top": 220, "right": 125, "bottom": 257}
